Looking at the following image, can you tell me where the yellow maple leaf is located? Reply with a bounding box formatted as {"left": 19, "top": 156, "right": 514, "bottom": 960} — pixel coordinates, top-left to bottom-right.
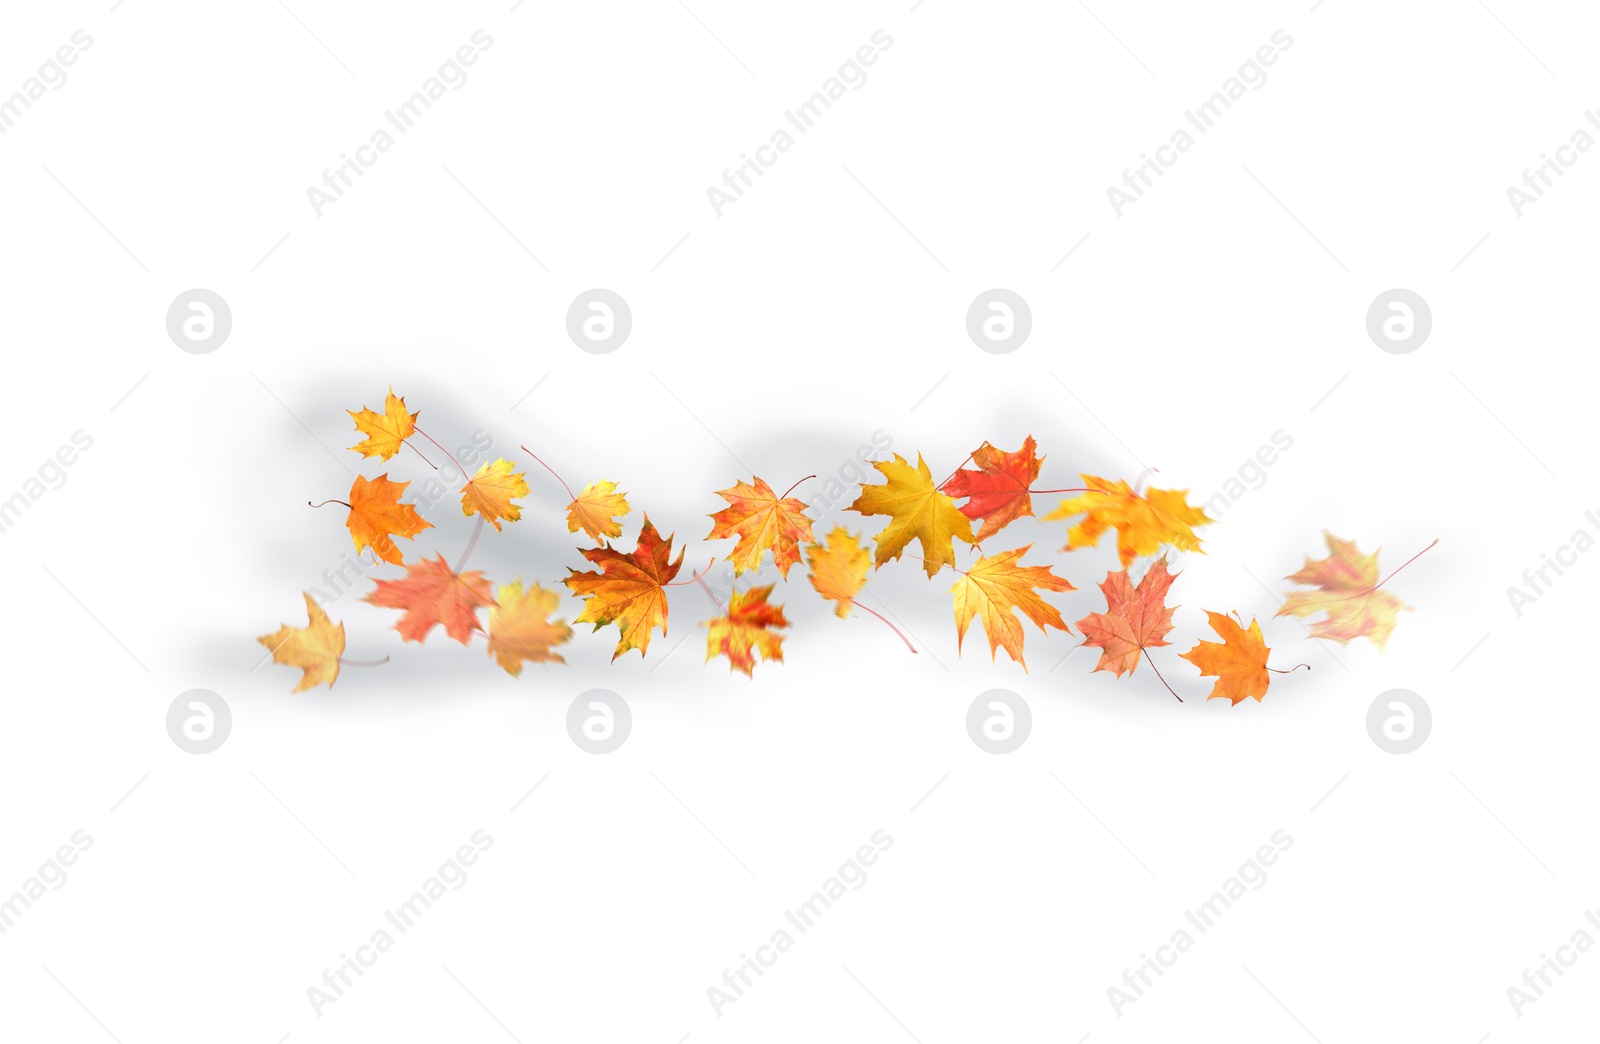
{"left": 347, "top": 387, "right": 418, "bottom": 461}
{"left": 344, "top": 473, "right": 432, "bottom": 566}
{"left": 706, "top": 476, "right": 816, "bottom": 579}
{"left": 950, "top": 545, "right": 1074, "bottom": 669}
{"left": 488, "top": 580, "right": 573, "bottom": 675}
{"left": 848, "top": 452, "right": 975, "bottom": 577}
{"left": 1042, "top": 475, "right": 1212, "bottom": 567}
{"left": 806, "top": 526, "right": 870, "bottom": 618}
{"left": 702, "top": 584, "right": 789, "bottom": 676}
{"left": 1277, "top": 532, "right": 1411, "bottom": 649}
{"left": 566, "top": 480, "right": 630, "bottom": 542}
{"left": 460, "top": 458, "right": 529, "bottom": 531}
{"left": 1180, "top": 611, "right": 1275, "bottom": 704}
{"left": 257, "top": 592, "right": 346, "bottom": 692}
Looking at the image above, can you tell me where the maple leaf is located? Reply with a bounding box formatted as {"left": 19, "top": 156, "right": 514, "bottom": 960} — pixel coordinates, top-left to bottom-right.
{"left": 1075, "top": 556, "right": 1182, "bottom": 697}
{"left": 460, "top": 458, "right": 529, "bottom": 531}
{"left": 564, "top": 515, "right": 685, "bottom": 659}
{"left": 257, "top": 592, "right": 345, "bottom": 692}
{"left": 1042, "top": 475, "right": 1212, "bottom": 567}
{"left": 806, "top": 526, "right": 870, "bottom": 617}
{"left": 566, "top": 480, "right": 630, "bottom": 542}
{"left": 940, "top": 436, "right": 1043, "bottom": 542}
{"left": 364, "top": 553, "right": 495, "bottom": 645}
{"left": 344, "top": 473, "right": 432, "bottom": 566}
{"left": 706, "top": 476, "right": 816, "bottom": 579}
{"left": 1181, "top": 611, "right": 1277, "bottom": 705}
{"left": 1277, "top": 532, "right": 1412, "bottom": 649}
{"left": 348, "top": 387, "right": 418, "bottom": 461}
{"left": 848, "top": 452, "right": 976, "bottom": 577}
{"left": 488, "top": 580, "right": 573, "bottom": 675}
{"left": 702, "top": 584, "right": 790, "bottom": 676}
{"left": 950, "top": 545, "right": 1074, "bottom": 669}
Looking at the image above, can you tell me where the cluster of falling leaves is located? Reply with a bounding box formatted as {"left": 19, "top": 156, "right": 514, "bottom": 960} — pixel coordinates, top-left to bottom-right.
{"left": 259, "top": 393, "right": 1431, "bottom": 704}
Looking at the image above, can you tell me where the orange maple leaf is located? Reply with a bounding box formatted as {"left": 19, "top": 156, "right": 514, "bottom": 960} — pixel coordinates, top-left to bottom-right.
{"left": 257, "top": 592, "right": 346, "bottom": 692}
{"left": 1075, "top": 556, "right": 1181, "bottom": 697}
{"left": 364, "top": 553, "right": 495, "bottom": 645}
{"left": 706, "top": 476, "right": 816, "bottom": 579}
{"left": 1042, "top": 475, "right": 1212, "bottom": 567}
{"left": 950, "top": 545, "right": 1074, "bottom": 669}
{"left": 567, "top": 480, "right": 631, "bottom": 542}
{"left": 564, "top": 515, "right": 685, "bottom": 659}
{"left": 488, "top": 580, "right": 573, "bottom": 675}
{"left": 940, "top": 436, "right": 1043, "bottom": 542}
{"left": 348, "top": 387, "right": 418, "bottom": 461}
{"left": 460, "top": 458, "right": 529, "bottom": 531}
{"left": 1180, "top": 611, "right": 1286, "bottom": 705}
{"left": 344, "top": 474, "right": 432, "bottom": 566}
{"left": 806, "top": 526, "right": 870, "bottom": 618}
{"left": 702, "top": 584, "right": 790, "bottom": 676}
{"left": 1277, "top": 532, "right": 1420, "bottom": 650}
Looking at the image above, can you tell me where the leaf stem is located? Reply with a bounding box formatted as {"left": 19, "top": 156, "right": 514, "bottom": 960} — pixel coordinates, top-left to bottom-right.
{"left": 1266, "top": 663, "right": 1310, "bottom": 675}
{"left": 780, "top": 475, "right": 817, "bottom": 499}
{"left": 414, "top": 427, "right": 467, "bottom": 476}
{"left": 1027, "top": 487, "right": 1105, "bottom": 495}
{"left": 907, "top": 555, "right": 964, "bottom": 576}
{"left": 1371, "top": 538, "right": 1439, "bottom": 592}
{"left": 665, "top": 557, "right": 718, "bottom": 587}
{"left": 308, "top": 499, "right": 352, "bottom": 510}
{"left": 856, "top": 602, "right": 917, "bottom": 653}
{"left": 403, "top": 440, "right": 438, "bottom": 469}
{"left": 1141, "top": 646, "right": 1182, "bottom": 701}
{"left": 519, "top": 444, "right": 577, "bottom": 502}
{"left": 937, "top": 453, "right": 975, "bottom": 491}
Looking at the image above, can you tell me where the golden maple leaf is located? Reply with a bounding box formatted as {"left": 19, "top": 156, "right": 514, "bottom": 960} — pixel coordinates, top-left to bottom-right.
{"left": 806, "top": 526, "right": 870, "bottom": 618}
{"left": 950, "top": 545, "right": 1074, "bottom": 669}
{"left": 1277, "top": 532, "right": 1410, "bottom": 649}
{"left": 345, "top": 473, "right": 432, "bottom": 565}
{"left": 566, "top": 480, "right": 631, "bottom": 542}
{"left": 257, "top": 592, "right": 346, "bottom": 692}
{"left": 1042, "top": 475, "right": 1212, "bottom": 567}
{"left": 459, "top": 458, "right": 529, "bottom": 531}
{"left": 348, "top": 387, "right": 418, "bottom": 460}
{"left": 1181, "top": 611, "right": 1275, "bottom": 704}
{"left": 848, "top": 452, "right": 976, "bottom": 577}
{"left": 706, "top": 476, "right": 816, "bottom": 579}
{"left": 564, "top": 515, "right": 685, "bottom": 659}
{"left": 702, "top": 584, "right": 789, "bottom": 676}
{"left": 488, "top": 580, "right": 573, "bottom": 675}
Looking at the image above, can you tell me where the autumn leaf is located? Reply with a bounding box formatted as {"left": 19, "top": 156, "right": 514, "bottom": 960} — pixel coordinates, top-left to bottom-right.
{"left": 1277, "top": 532, "right": 1414, "bottom": 649}
{"left": 460, "top": 458, "right": 529, "bottom": 531}
{"left": 488, "top": 580, "right": 573, "bottom": 675}
{"left": 567, "top": 480, "right": 631, "bottom": 542}
{"left": 348, "top": 387, "right": 418, "bottom": 461}
{"left": 940, "top": 436, "right": 1043, "bottom": 542}
{"left": 344, "top": 473, "right": 432, "bottom": 566}
{"left": 1076, "top": 556, "right": 1182, "bottom": 698}
{"left": 364, "top": 553, "right": 495, "bottom": 645}
{"left": 257, "top": 592, "right": 345, "bottom": 692}
{"left": 848, "top": 452, "right": 975, "bottom": 577}
{"left": 1042, "top": 475, "right": 1212, "bottom": 567}
{"left": 950, "top": 544, "right": 1074, "bottom": 669}
{"left": 806, "top": 526, "right": 870, "bottom": 618}
{"left": 706, "top": 476, "right": 815, "bottom": 579}
{"left": 564, "top": 515, "right": 685, "bottom": 660}
{"left": 702, "top": 584, "right": 789, "bottom": 676}
{"left": 1181, "top": 611, "right": 1276, "bottom": 705}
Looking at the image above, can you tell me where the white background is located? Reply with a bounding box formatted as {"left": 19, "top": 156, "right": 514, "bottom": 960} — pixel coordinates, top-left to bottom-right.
{"left": 0, "top": 0, "right": 1593, "bottom": 1040}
